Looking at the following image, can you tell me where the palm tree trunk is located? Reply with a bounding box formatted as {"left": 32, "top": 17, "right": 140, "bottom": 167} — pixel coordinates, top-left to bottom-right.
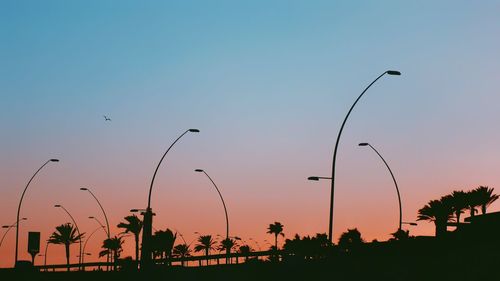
{"left": 435, "top": 219, "right": 447, "bottom": 237}
{"left": 205, "top": 249, "right": 209, "bottom": 266}
{"left": 482, "top": 204, "right": 486, "bottom": 214}
{"left": 135, "top": 234, "right": 139, "bottom": 263}
{"left": 65, "top": 243, "right": 70, "bottom": 272}
{"left": 274, "top": 233, "right": 278, "bottom": 249}
{"left": 114, "top": 251, "right": 118, "bottom": 271}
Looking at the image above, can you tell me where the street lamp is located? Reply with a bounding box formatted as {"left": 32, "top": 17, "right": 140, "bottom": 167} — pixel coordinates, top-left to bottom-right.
{"left": 54, "top": 204, "right": 83, "bottom": 269}
{"left": 307, "top": 176, "right": 332, "bottom": 181}
{"left": 15, "top": 159, "right": 59, "bottom": 266}
{"left": 141, "top": 129, "right": 199, "bottom": 269}
{"left": 0, "top": 218, "right": 27, "bottom": 251}
{"left": 80, "top": 188, "right": 110, "bottom": 238}
{"left": 328, "top": 70, "right": 400, "bottom": 243}
{"left": 358, "top": 142, "right": 403, "bottom": 230}
{"left": 82, "top": 226, "right": 106, "bottom": 266}
{"left": 194, "top": 169, "right": 229, "bottom": 240}
{"left": 195, "top": 169, "right": 231, "bottom": 263}
{"left": 88, "top": 217, "right": 108, "bottom": 236}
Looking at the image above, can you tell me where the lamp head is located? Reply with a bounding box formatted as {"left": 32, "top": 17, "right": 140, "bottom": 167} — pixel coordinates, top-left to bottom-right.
{"left": 194, "top": 169, "right": 204, "bottom": 173}
{"left": 358, "top": 143, "right": 369, "bottom": 147}
{"left": 21, "top": 218, "right": 27, "bottom": 221}
{"left": 2, "top": 225, "right": 9, "bottom": 228}
{"left": 130, "top": 209, "right": 139, "bottom": 213}
{"left": 88, "top": 216, "right": 94, "bottom": 219}
{"left": 80, "top": 187, "right": 88, "bottom": 191}
{"left": 386, "top": 70, "right": 401, "bottom": 76}
{"left": 54, "top": 204, "right": 61, "bottom": 208}
{"left": 307, "top": 176, "right": 320, "bottom": 181}
{"left": 188, "top": 129, "right": 200, "bottom": 133}
{"left": 50, "top": 159, "right": 60, "bottom": 162}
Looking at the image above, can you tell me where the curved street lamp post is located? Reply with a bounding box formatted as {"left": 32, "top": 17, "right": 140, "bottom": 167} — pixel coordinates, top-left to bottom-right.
{"left": 328, "top": 70, "right": 400, "bottom": 243}
{"left": 81, "top": 188, "right": 111, "bottom": 270}
{"left": 15, "top": 159, "right": 59, "bottom": 266}
{"left": 141, "top": 129, "right": 199, "bottom": 269}
{"left": 82, "top": 226, "right": 106, "bottom": 266}
{"left": 359, "top": 142, "right": 403, "bottom": 230}
{"left": 1, "top": 218, "right": 27, "bottom": 252}
{"left": 195, "top": 169, "right": 230, "bottom": 263}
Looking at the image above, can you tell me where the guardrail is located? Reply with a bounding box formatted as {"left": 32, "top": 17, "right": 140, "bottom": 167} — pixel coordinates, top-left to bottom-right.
{"left": 36, "top": 250, "right": 280, "bottom": 272}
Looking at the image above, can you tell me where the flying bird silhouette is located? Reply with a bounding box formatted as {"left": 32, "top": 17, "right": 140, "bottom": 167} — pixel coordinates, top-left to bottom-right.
{"left": 103, "top": 115, "right": 111, "bottom": 121}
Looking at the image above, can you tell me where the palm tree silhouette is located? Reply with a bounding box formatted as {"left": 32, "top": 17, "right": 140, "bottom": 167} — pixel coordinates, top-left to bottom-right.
{"left": 473, "top": 186, "right": 499, "bottom": 215}
{"left": 152, "top": 229, "right": 176, "bottom": 265}
{"left": 238, "top": 245, "right": 252, "bottom": 262}
{"left": 219, "top": 237, "right": 237, "bottom": 264}
{"left": 48, "top": 223, "right": 84, "bottom": 271}
{"left": 194, "top": 235, "right": 216, "bottom": 265}
{"left": 117, "top": 215, "right": 142, "bottom": 263}
{"left": 173, "top": 243, "right": 191, "bottom": 266}
{"left": 267, "top": 222, "right": 284, "bottom": 250}
{"left": 446, "top": 191, "right": 467, "bottom": 228}
{"left": 99, "top": 236, "right": 124, "bottom": 271}
{"left": 338, "top": 228, "right": 364, "bottom": 253}
{"left": 417, "top": 198, "right": 453, "bottom": 237}
{"left": 465, "top": 189, "right": 481, "bottom": 217}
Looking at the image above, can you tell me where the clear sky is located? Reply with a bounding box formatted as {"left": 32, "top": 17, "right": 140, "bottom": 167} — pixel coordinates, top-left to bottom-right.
{"left": 1, "top": 0, "right": 500, "bottom": 267}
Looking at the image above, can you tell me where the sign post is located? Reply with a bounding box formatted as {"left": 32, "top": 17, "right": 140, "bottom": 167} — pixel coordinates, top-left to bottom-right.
{"left": 28, "top": 232, "right": 40, "bottom": 265}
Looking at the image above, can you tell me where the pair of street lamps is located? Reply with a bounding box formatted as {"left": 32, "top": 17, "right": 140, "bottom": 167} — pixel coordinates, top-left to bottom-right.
{"left": 139, "top": 129, "right": 231, "bottom": 269}
{"left": 310, "top": 70, "right": 405, "bottom": 243}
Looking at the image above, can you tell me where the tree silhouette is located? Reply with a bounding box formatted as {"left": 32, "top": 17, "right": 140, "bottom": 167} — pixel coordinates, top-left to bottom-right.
{"left": 219, "top": 237, "right": 237, "bottom": 264}
{"left": 238, "top": 245, "right": 252, "bottom": 262}
{"left": 473, "top": 186, "right": 499, "bottom": 215}
{"left": 99, "top": 236, "right": 124, "bottom": 271}
{"left": 48, "top": 223, "right": 84, "bottom": 271}
{"left": 338, "top": 228, "right": 364, "bottom": 253}
{"left": 446, "top": 191, "right": 467, "bottom": 227}
{"left": 267, "top": 222, "right": 284, "bottom": 250}
{"left": 173, "top": 243, "right": 191, "bottom": 266}
{"left": 417, "top": 198, "right": 453, "bottom": 237}
{"left": 194, "top": 235, "right": 216, "bottom": 265}
{"left": 390, "top": 229, "right": 410, "bottom": 241}
{"left": 152, "top": 229, "right": 176, "bottom": 265}
{"left": 117, "top": 215, "right": 142, "bottom": 263}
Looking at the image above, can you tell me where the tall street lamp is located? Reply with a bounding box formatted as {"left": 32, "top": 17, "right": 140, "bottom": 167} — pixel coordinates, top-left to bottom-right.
{"left": 80, "top": 188, "right": 110, "bottom": 238}
{"left": 1, "top": 218, "right": 27, "bottom": 251}
{"left": 15, "top": 159, "right": 59, "bottom": 266}
{"left": 194, "top": 169, "right": 230, "bottom": 263}
{"left": 328, "top": 70, "right": 400, "bottom": 243}
{"left": 359, "top": 142, "right": 403, "bottom": 230}
{"left": 82, "top": 226, "right": 106, "bottom": 266}
{"left": 194, "top": 169, "right": 229, "bottom": 240}
{"left": 88, "top": 216, "right": 108, "bottom": 236}
{"left": 141, "top": 129, "right": 199, "bottom": 269}
{"left": 54, "top": 204, "right": 83, "bottom": 269}
{"left": 81, "top": 187, "right": 111, "bottom": 270}
{"left": 88, "top": 215, "right": 110, "bottom": 271}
